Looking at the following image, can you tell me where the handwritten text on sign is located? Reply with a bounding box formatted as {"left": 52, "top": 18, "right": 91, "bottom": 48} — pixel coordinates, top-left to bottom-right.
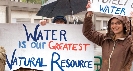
{"left": 0, "top": 24, "right": 94, "bottom": 71}
{"left": 88, "top": 0, "right": 133, "bottom": 16}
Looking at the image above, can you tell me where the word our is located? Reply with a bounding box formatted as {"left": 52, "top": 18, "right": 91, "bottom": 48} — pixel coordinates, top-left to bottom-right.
{"left": 19, "top": 41, "right": 46, "bottom": 49}
{"left": 100, "top": 5, "right": 125, "bottom": 15}
{"left": 23, "top": 24, "right": 67, "bottom": 42}
{"left": 6, "top": 49, "right": 93, "bottom": 71}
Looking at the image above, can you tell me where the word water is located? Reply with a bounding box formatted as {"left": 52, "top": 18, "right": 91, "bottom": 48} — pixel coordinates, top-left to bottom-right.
{"left": 100, "top": 5, "right": 125, "bottom": 15}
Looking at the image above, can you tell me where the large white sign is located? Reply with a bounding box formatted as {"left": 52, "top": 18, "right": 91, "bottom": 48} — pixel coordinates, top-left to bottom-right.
{"left": 88, "top": 0, "right": 133, "bottom": 16}
{"left": 0, "top": 24, "right": 94, "bottom": 71}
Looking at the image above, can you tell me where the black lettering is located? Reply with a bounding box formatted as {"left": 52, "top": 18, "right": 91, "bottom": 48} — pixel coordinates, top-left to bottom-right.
{"left": 124, "top": 0, "right": 128, "bottom": 5}
{"left": 131, "top": 3, "right": 133, "bottom": 8}
{"left": 109, "top": 0, "right": 112, "bottom": 3}
{"left": 102, "top": 0, "right": 109, "bottom": 3}
{"left": 112, "top": 0, "right": 118, "bottom": 5}
{"left": 118, "top": 0, "right": 123, "bottom": 5}
{"left": 112, "top": 0, "right": 128, "bottom": 5}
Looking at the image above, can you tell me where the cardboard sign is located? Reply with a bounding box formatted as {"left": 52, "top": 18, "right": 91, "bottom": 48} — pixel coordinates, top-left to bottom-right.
{"left": 88, "top": 0, "right": 133, "bottom": 16}
{"left": 0, "top": 24, "right": 94, "bottom": 71}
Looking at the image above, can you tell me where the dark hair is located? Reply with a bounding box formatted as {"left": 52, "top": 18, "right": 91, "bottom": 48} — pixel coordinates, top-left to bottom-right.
{"left": 123, "top": 23, "right": 127, "bottom": 35}
{"left": 108, "top": 18, "right": 127, "bottom": 34}
{"left": 52, "top": 16, "right": 67, "bottom": 24}
{"left": 118, "top": 20, "right": 127, "bottom": 34}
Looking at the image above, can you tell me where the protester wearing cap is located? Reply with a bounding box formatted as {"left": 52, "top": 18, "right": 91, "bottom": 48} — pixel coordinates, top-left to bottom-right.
{"left": 40, "top": 16, "right": 67, "bottom": 26}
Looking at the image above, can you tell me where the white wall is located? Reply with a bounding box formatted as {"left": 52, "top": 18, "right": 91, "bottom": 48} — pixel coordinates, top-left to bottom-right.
{"left": 95, "top": 20, "right": 101, "bottom": 30}
{"left": 11, "top": 11, "right": 52, "bottom": 23}
{"left": 0, "top": 6, "right": 6, "bottom": 23}
{"left": 96, "top": 16, "right": 110, "bottom": 21}
{"left": 95, "top": 16, "right": 110, "bottom": 31}
{"left": 11, "top": 11, "right": 42, "bottom": 23}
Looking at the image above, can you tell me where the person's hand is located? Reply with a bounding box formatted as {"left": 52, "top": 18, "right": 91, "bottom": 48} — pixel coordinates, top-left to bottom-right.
{"left": 86, "top": 1, "right": 93, "bottom": 16}
{"left": 86, "top": 1, "right": 91, "bottom": 9}
{"left": 40, "top": 20, "right": 47, "bottom": 26}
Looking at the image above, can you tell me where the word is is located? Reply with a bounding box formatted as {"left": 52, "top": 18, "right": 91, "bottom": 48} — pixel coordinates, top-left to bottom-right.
{"left": 19, "top": 41, "right": 46, "bottom": 49}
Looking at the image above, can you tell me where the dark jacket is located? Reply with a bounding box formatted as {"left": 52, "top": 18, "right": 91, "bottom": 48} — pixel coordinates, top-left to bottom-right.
{"left": 82, "top": 13, "right": 133, "bottom": 71}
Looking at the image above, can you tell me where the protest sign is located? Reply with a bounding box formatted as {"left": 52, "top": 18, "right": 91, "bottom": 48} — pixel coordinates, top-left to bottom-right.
{"left": 87, "top": 0, "right": 133, "bottom": 16}
{"left": 0, "top": 24, "right": 94, "bottom": 71}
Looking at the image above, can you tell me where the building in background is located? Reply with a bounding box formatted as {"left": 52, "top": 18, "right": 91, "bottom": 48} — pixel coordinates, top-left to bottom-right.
{"left": 72, "top": 11, "right": 111, "bottom": 31}
{"left": 0, "top": 0, "right": 111, "bottom": 27}
{"left": 0, "top": 0, "right": 51, "bottom": 23}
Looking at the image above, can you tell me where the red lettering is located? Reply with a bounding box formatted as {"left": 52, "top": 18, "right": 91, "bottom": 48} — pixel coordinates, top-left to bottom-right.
{"left": 67, "top": 44, "right": 72, "bottom": 50}
{"left": 48, "top": 41, "right": 90, "bottom": 51}
{"left": 83, "top": 44, "right": 90, "bottom": 51}
{"left": 79, "top": 43, "right": 82, "bottom": 51}
{"left": 63, "top": 44, "right": 68, "bottom": 50}
{"left": 54, "top": 43, "right": 63, "bottom": 50}
{"left": 60, "top": 43, "right": 63, "bottom": 49}
{"left": 48, "top": 41, "right": 56, "bottom": 49}
{"left": 72, "top": 44, "right": 78, "bottom": 51}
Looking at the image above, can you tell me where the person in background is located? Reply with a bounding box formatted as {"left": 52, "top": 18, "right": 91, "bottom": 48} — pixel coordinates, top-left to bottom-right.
{"left": 40, "top": 16, "right": 67, "bottom": 26}
{"left": 83, "top": 1, "right": 133, "bottom": 71}
{"left": 0, "top": 47, "right": 6, "bottom": 71}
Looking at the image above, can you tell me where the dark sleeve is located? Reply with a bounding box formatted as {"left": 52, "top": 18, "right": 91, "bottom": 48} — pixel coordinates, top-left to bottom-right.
{"left": 82, "top": 13, "right": 105, "bottom": 46}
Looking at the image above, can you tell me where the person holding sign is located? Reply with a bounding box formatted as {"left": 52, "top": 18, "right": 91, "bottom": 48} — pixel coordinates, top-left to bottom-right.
{"left": 83, "top": 1, "right": 133, "bottom": 71}
{"left": 40, "top": 16, "right": 67, "bottom": 26}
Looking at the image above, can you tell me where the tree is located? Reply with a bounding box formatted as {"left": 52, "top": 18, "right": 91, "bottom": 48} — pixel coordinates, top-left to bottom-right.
{"left": 21, "top": 0, "right": 48, "bottom": 4}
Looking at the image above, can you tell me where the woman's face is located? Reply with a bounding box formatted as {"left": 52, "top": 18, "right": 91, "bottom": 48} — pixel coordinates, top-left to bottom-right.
{"left": 110, "top": 18, "right": 124, "bottom": 35}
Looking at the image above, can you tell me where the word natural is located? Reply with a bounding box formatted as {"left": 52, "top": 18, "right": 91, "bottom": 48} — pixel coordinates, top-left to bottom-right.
{"left": 6, "top": 49, "right": 93, "bottom": 71}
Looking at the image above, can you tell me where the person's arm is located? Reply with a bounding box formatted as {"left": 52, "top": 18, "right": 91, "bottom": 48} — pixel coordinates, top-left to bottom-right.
{"left": 130, "top": 12, "right": 133, "bottom": 53}
{"left": 82, "top": 12, "right": 105, "bottom": 46}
